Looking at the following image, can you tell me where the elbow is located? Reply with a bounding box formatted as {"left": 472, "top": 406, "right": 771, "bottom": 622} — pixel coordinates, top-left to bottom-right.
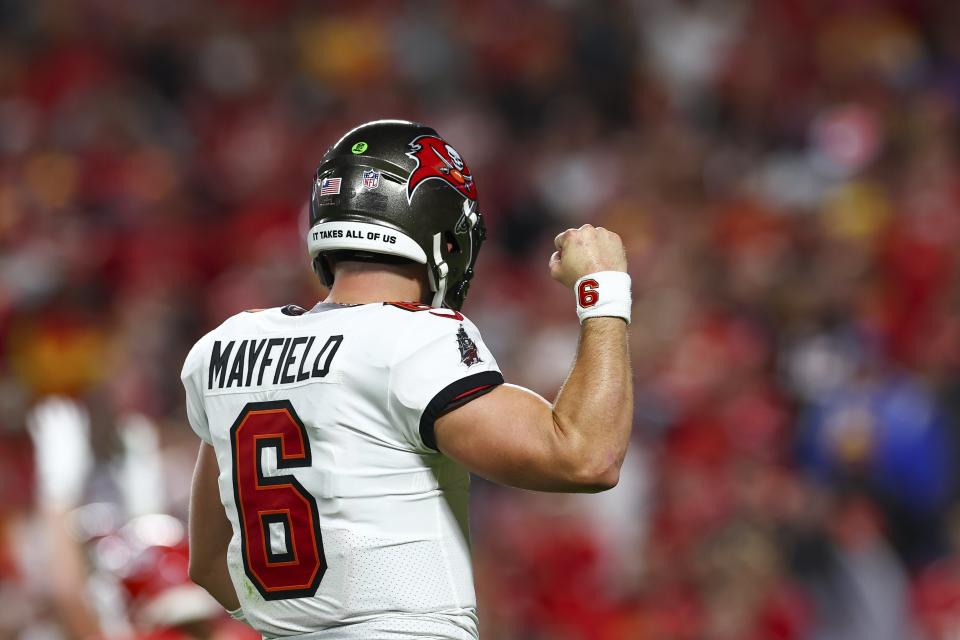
{"left": 563, "top": 452, "right": 621, "bottom": 492}
{"left": 188, "top": 556, "right": 213, "bottom": 589}
{"left": 569, "top": 464, "right": 620, "bottom": 493}
{"left": 188, "top": 565, "right": 205, "bottom": 588}
{"left": 593, "top": 465, "right": 621, "bottom": 491}
{"left": 550, "top": 417, "right": 625, "bottom": 492}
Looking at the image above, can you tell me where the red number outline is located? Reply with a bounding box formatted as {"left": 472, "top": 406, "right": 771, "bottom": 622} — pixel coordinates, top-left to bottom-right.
{"left": 578, "top": 279, "right": 599, "bottom": 308}
{"left": 230, "top": 401, "right": 325, "bottom": 600}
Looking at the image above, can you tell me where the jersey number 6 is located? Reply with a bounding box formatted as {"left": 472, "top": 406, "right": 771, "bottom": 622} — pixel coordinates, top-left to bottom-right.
{"left": 230, "top": 400, "right": 325, "bottom": 600}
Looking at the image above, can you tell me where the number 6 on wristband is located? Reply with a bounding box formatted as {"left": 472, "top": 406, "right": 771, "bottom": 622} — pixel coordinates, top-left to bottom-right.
{"left": 575, "top": 271, "right": 632, "bottom": 324}
{"left": 577, "top": 279, "right": 599, "bottom": 308}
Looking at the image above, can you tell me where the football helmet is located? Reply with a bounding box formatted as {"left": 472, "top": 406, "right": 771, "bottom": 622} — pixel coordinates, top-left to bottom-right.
{"left": 307, "top": 120, "right": 486, "bottom": 310}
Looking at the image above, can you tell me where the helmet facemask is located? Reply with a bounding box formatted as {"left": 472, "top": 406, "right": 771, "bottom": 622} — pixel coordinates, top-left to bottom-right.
{"left": 425, "top": 198, "right": 485, "bottom": 310}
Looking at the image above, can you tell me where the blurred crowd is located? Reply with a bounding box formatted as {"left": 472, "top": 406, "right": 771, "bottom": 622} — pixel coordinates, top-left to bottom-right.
{"left": 2, "top": 0, "right": 960, "bottom": 638}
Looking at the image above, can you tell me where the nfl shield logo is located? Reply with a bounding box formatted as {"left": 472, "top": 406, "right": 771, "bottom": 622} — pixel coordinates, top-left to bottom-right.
{"left": 362, "top": 169, "right": 380, "bottom": 190}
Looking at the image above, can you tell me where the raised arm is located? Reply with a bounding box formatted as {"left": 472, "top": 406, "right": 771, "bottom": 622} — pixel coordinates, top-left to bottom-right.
{"left": 434, "top": 224, "right": 632, "bottom": 492}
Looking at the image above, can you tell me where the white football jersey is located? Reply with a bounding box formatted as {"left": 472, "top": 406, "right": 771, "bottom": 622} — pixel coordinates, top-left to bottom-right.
{"left": 180, "top": 302, "right": 502, "bottom": 639}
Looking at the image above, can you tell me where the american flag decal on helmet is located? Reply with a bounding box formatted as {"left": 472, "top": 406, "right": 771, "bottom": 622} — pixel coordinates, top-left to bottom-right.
{"left": 319, "top": 177, "right": 341, "bottom": 196}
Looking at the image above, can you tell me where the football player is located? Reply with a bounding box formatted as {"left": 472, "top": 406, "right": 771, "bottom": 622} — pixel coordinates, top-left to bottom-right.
{"left": 182, "top": 120, "right": 633, "bottom": 639}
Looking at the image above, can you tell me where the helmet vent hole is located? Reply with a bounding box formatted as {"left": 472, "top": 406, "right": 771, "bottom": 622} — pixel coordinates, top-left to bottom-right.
{"left": 444, "top": 231, "right": 461, "bottom": 255}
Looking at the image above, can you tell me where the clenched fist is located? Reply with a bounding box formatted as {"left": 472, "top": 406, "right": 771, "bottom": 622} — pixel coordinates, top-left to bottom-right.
{"left": 549, "top": 224, "right": 627, "bottom": 289}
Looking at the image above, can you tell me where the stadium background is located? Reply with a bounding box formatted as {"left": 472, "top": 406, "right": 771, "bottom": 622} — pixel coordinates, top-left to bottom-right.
{"left": 2, "top": 0, "right": 960, "bottom": 638}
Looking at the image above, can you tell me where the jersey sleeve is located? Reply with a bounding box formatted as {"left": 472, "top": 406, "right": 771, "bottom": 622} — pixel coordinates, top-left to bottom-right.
{"left": 180, "top": 336, "right": 212, "bottom": 444}
{"left": 388, "top": 315, "right": 503, "bottom": 452}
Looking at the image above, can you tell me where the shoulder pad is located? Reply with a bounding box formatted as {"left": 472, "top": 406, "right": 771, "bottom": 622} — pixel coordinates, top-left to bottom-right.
{"left": 383, "top": 301, "right": 464, "bottom": 321}
{"left": 280, "top": 304, "right": 308, "bottom": 316}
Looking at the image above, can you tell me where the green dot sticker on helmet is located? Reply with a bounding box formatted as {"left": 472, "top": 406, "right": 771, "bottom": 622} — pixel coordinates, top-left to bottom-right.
{"left": 351, "top": 141, "right": 368, "bottom": 154}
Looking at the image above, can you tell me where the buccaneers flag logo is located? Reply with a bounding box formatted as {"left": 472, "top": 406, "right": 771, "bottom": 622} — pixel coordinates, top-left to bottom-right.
{"left": 455, "top": 325, "right": 482, "bottom": 367}
{"left": 406, "top": 135, "right": 476, "bottom": 203}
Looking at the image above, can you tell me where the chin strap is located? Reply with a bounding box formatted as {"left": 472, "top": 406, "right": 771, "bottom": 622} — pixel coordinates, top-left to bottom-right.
{"left": 429, "top": 231, "right": 449, "bottom": 308}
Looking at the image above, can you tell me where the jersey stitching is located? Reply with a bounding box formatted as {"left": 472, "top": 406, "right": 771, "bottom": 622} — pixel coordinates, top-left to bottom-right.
{"left": 385, "top": 310, "right": 449, "bottom": 452}
{"left": 384, "top": 309, "right": 410, "bottom": 449}
{"left": 203, "top": 372, "right": 343, "bottom": 397}
{"left": 434, "top": 473, "right": 465, "bottom": 612}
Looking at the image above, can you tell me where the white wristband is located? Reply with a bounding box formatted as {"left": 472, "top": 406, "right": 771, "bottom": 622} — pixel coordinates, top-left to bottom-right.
{"left": 228, "top": 607, "right": 248, "bottom": 624}
{"left": 575, "top": 271, "right": 631, "bottom": 324}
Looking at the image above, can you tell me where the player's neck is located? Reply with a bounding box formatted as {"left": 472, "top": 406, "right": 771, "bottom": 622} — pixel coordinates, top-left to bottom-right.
{"left": 324, "top": 261, "right": 427, "bottom": 305}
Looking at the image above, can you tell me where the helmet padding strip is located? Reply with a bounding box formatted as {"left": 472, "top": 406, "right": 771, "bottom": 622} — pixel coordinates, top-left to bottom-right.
{"left": 307, "top": 221, "right": 427, "bottom": 264}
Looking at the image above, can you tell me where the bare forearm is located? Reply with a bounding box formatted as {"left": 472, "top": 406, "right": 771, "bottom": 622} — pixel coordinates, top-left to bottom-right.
{"left": 552, "top": 317, "right": 632, "bottom": 484}
{"left": 191, "top": 549, "right": 240, "bottom": 610}
{"left": 189, "top": 443, "right": 240, "bottom": 611}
